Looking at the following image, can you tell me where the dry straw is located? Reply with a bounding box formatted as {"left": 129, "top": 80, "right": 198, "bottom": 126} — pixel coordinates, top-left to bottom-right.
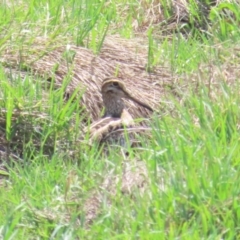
{"left": 2, "top": 35, "right": 174, "bottom": 121}
{"left": 0, "top": 35, "right": 178, "bottom": 160}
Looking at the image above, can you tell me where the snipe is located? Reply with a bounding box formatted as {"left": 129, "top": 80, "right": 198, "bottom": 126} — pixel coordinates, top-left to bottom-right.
{"left": 87, "top": 78, "right": 153, "bottom": 147}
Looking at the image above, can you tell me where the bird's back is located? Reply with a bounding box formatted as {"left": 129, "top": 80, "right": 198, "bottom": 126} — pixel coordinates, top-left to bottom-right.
{"left": 88, "top": 109, "right": 134, "bottom": 144}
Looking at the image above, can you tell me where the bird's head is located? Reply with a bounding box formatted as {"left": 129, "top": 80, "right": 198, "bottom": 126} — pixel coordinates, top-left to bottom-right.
{"left": 101, "top": 78, "right": 130, "bottom": 99}
{"left": 101, "top": 77, "right": 153, "bottom": 117}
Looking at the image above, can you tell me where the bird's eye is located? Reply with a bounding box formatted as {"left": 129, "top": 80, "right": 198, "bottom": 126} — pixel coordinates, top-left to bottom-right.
{"left": 112, "top": 82, "right": 119, "bottom": 87}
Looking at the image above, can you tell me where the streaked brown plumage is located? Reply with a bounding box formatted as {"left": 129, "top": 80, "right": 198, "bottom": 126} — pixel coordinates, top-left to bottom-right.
{"left": 82, "top": 79, "right": 154, "bottom": 225}
{"left": 101, "top": 78, "right": 153, "bottom": 118}
{"left": 87, "top": 78, "right": 153, "bottom": 146}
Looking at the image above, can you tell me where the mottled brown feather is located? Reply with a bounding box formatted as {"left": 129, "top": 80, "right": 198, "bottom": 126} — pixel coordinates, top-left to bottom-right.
{"left": 87, "top": 78, "right": 153, "bottom": 145}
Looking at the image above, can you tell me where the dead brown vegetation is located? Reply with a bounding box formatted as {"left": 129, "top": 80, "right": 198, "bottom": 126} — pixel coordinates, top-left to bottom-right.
{"left": 0, "top": 34, "right": 177, "bottom": 161}
{"left": 2, "top": 35, "right": 175, "bottom": 121}
{"left": 0, "top": 0, "right": 238, "bottom": 162}
{"left": 1, "top": 33, "right": 240, "bottom": 161}
{"left": 124, "top": 0, "right": 221, "bottom": 36}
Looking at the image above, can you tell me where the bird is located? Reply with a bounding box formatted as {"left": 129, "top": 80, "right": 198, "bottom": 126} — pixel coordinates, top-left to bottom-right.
{"left": 80, "top": 79, "right": 155, "bottom": 226}
{"left": 86, "top": 78, "right": 153, "bottom": 147}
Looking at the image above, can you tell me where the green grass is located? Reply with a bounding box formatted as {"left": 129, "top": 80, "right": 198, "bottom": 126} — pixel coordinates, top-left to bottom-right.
{"left": 1, "top": 0, "right": 240, "bottom": 239}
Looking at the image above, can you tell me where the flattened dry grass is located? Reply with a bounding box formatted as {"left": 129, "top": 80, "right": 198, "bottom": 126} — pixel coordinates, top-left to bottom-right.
{"left": 0, "top": 35, "right": 173, "bottom": 162}
{"left": 1, "top": 35, "right": 173, "bottom": 121}
{"left": 1, "top": 35, "right": 240, "bottom": 161}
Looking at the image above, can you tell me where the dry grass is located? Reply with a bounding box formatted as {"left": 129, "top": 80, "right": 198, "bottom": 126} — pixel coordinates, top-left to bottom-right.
{"left": 1, "top": 35, "right": 175, "bottom": 121}
{"left": 0, "top": 34, "right": 176, "bottom": 161}
{"left": 0, "top": 0, "right": 238, "bottom": 162}
{"left": 1, "top": 1, "right": 240, "bottom": 236}
{"left": 123, "top": 0, "right": 223, "bottom": 37}
{"left": 1, "top": 34, "right": 240, "bottom": 161}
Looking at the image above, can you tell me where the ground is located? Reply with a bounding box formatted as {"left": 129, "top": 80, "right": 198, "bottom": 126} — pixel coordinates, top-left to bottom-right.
{"left": 0, "top": 0, "right": 240, "bottom": 239}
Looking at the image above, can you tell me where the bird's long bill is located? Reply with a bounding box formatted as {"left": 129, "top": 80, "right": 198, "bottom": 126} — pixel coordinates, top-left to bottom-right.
{"left": 124, "top": 91, "right": 153, "bottom": 112}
